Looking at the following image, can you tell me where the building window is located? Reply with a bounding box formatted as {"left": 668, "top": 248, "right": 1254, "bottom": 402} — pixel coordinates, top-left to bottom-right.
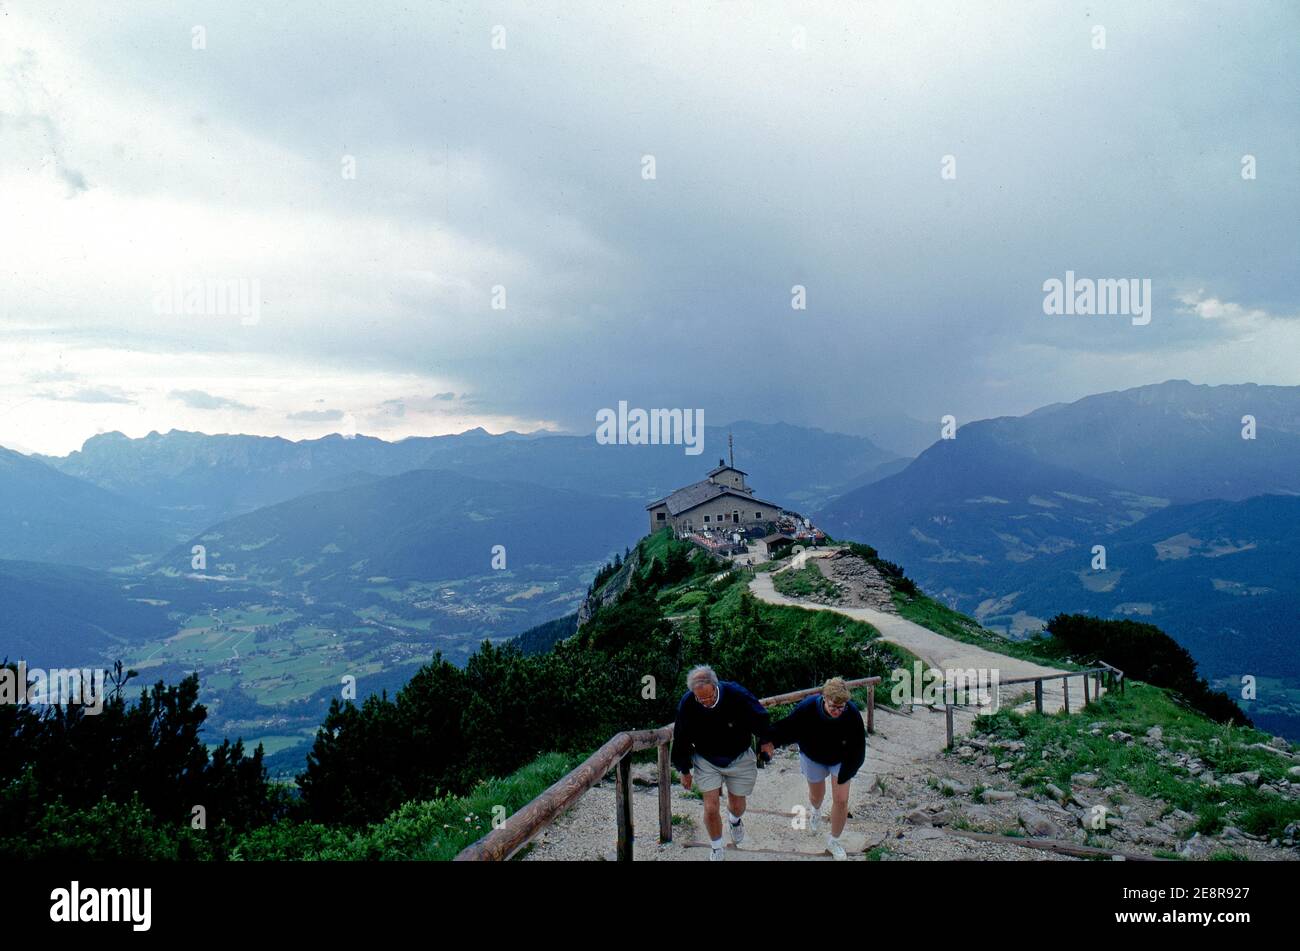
{"left": 755, "top": 512, "right": 762, "bottom": 519}
{"left": 704, "top": 515, "right": 710, "bottom": 523}
{"left": 656, "top": 512, "right": 666, "bottom": 521}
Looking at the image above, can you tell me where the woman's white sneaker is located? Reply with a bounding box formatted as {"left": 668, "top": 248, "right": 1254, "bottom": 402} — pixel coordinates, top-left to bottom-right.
{"left": 827, "top": 837, "right": 848, "bottom": 861}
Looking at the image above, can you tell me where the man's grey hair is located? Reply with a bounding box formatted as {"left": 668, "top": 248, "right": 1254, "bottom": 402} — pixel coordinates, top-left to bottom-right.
{"left": 687, "top": 665, "right": 719, "bottom": 689}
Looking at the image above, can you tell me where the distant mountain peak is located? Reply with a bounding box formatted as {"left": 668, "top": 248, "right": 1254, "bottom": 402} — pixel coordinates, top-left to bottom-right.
{"left": 83, "top": 430, "right": 129, "bottom": 445}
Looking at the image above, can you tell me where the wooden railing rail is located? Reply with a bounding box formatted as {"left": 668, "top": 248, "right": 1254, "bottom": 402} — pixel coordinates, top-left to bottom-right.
{"left": 939, "top": 663, "right": 1125, "bottom": 749}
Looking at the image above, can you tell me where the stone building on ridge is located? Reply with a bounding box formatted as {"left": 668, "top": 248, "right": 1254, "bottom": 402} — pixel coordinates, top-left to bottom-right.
{"left": 645, "top": 460, "right": 783, "bottom": 535}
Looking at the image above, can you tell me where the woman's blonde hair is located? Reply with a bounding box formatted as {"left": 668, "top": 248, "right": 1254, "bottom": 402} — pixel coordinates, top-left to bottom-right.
{"left": 822, "top": 677, "right": 850, "bottom": 705}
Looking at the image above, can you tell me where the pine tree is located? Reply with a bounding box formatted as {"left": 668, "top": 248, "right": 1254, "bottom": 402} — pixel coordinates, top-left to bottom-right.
{"left": 697, "top": 605, "right": 714, "bottom": 663}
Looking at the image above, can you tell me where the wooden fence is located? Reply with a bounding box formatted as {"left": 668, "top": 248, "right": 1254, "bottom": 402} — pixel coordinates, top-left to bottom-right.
{"left": 943, "top": 663, "right": 1125, "bottom": 748}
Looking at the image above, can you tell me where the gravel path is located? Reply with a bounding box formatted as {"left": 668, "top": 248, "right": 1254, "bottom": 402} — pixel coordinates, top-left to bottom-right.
{"left": 522, "top": 702, "right": 1076, "bottom": 861}
{"left": 521, "top": 571, "right": 1110, "bottom": 861}
{"left": 750, "top": 570, "right": 1094, "bottom": 716}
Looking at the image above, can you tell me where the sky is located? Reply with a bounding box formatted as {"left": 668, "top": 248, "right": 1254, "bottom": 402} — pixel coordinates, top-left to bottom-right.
{"left": 0, "top": 0, "right": 1297, "bottom": 456}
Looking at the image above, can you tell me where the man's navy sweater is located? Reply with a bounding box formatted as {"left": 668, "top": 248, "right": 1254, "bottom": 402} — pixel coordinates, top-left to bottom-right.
{"left": 770, "top": 694, "right": 867, "bottom": 782}
{"left": 671, "top": 681, "right": 772, "bottom": 773}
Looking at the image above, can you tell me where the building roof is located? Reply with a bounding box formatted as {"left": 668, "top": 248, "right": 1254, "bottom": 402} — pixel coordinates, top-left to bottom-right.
{"left": 646, "top": 479, "right": 781, "bottom": 516}
{"left": 707, "top": 463, "right": 748, "bottom": 477}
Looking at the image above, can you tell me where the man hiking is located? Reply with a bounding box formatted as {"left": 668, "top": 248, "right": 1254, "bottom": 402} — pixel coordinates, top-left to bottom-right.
{"left": 672, "top": 665, "right": 775, "bottom": 861}
{"left": 769, "top": 676, "right": 866, "bottom": 860}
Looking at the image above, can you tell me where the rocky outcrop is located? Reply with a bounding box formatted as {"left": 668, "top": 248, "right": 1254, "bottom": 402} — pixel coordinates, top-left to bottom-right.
{"left": 576, "top": 545, "right": 642, "bottom": 628}
{"left": 818, "top": 550, "right": 898, "bottom": 612}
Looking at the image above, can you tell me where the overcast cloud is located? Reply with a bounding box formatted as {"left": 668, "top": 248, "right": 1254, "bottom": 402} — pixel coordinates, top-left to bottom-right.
{"left": 1, "top": 1, "right": 1296, "bottom": 454}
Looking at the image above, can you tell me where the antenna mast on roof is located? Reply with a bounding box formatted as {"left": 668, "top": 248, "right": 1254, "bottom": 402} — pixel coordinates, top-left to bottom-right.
{"left": 728, "top": 432, "right": 734, "bottom": 469}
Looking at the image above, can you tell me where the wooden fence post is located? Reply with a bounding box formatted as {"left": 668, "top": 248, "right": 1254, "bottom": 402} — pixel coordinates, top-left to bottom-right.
{"left": 867, "top": 689, "right": 875, "bottom": 735}
{"left": 616, "top": 753, "right": 633, "bottom": 862}
{"left": 657, "top": 742, "right": 672, "bottom": 844}
{"left": 1083, "top": 671, "right": 1091, "bottom": 705}
{"left": 945, "top": 704, "right": 954, "bottom": 749}
{"left": 1062, "top": 677, "right": 1070, "bottom": 714}
{"left": 1034, "top": 680, "right": 1043, "bottom": 714}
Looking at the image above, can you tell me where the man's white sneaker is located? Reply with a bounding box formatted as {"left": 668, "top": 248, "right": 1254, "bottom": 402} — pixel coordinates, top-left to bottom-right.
{"left": 827, "top": 838, "right": 848, "bottom": 861}
{"left": 809, "top": 809, "right": 821, "bottom": 833}
{"left": 709, "top": 846, "right": 726, "bottom": 861}
{"left": 729, "top": 817, "right": 745, "bottom": 846}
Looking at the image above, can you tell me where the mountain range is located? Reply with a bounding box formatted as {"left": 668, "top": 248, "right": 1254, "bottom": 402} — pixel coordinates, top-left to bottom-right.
{"left": 817, "top": 380, "right": 1300, "bottom": 738}
{"left": 2, "top": 379, "right": 1297, "bottom": 749}
{"left": 167, "top": 468, "right": 644, "bottom": 592}
{"left": 819, "top": 381, "right": 1300, "bottom": 608}
{"left": 980, "top": 494, "right": 1300, "bottom": 687}
{"left": 39, "top": 420, "right": 899, "bottom": 536}
{"left": 0, "top": 446, "right": 175, "bottom": 568}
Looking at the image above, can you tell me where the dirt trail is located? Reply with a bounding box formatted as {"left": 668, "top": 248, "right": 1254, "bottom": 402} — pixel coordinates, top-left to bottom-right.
{"left": 522, "top": 571, "right": 1103, "bottom": 861}
{"left": 750, "top": 570, "right": 1087, "bottom": 716}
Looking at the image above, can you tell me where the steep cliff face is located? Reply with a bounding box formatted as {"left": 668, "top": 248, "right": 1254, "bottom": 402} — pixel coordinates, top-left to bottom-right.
{"left": 577, "top": 545, "right": 642, "bottom": 628}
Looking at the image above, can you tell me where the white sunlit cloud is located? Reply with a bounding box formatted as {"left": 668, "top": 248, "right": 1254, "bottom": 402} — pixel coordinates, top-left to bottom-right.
{"left": 0, "top": 7, "right": 602, "bottom": 453}
{"left": 0, "top": 340, "right": 557, "bottom": 454}
{"left": 1176, "top": 290, "right": 1298, "bottom": 339}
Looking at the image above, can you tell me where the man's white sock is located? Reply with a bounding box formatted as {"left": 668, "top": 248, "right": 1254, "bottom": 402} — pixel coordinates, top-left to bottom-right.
{"left": 711, "top": 836, "right": 725, "bottom": 849}
{"left": 726, "top": 810, "right": 740, "bottom": 825}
